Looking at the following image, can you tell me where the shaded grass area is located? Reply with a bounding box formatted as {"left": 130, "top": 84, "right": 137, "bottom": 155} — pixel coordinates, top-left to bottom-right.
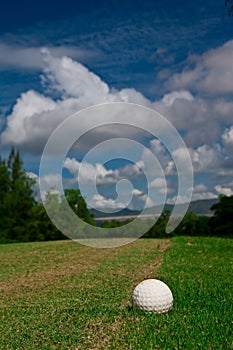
{"left": 0, "top": 236, "right": 232, "bottom": 349}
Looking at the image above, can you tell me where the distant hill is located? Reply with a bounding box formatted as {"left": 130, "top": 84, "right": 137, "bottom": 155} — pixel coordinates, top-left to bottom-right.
{"left": 90, "top": 198, "right": 218, "bottom": 218}
{"left": 187, "top": 199, "right": 218, "bottom": 215}
{"left": 90, "top": 207, "right": 140, "bottom": 218}
{"left": 144, "top": 198, "right": 219, "bottom": 216}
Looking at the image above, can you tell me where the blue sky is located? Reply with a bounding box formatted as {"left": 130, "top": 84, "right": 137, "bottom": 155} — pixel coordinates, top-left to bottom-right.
{"left": 0, "top": 0, "right": 233, "bottom": 210}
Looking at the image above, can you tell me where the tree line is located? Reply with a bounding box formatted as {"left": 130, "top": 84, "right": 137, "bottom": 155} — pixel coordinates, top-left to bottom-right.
{"left": 0, "top": 148, "right": 232, "bottom": 243}
{"left": 0, "top": 148, "right": 94, "bottom": 243}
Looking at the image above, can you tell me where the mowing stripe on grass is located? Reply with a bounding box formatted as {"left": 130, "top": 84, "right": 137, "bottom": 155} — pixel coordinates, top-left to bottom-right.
{"left": 1, "top": 237, "right": 232, "bottom": 349}
{"left": 0, "top": 239, "right": 168, "bottom": 349}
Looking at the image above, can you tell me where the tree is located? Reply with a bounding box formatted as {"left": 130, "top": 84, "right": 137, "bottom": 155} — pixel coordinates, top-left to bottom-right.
{"left": 174, "top": 212, "right": 212, "bottom": 236}
{"left": 64, "top": 189, "right": 96, "bottom": 226}
{"left": 210, "top": 194, "right": 233, "bottom": 236}
{"left": 196, "top": 216, "right": 211, "bottom": 236}
{"left": 0, "top": 149, "right": 95, "bottom": 243}
{"left": 40, "top": 189, "right": 96, "bottom": 240}
{"left": 0, "top": 148, "right": 36, "bottom": 242}
{"left": 175, "top": 212, "right": 199, "bottom": 236}
{"left": 0, "top": 156, "right": 11, "bottom": 241}
{"left": 143, "top": 210, "right": 171, "bottom": 238}
{"left": 30, "top": 197, "right": 66, "bottom": 241}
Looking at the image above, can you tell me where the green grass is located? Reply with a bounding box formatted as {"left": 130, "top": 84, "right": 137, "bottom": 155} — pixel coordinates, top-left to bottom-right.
{"left": 0, "top": 236, "right": 232, "bottom": 349}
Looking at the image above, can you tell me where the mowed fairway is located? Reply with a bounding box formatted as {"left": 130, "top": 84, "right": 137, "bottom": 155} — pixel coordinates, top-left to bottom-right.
{"left": 0, "top": 236, "right": 232, "bottom": 350}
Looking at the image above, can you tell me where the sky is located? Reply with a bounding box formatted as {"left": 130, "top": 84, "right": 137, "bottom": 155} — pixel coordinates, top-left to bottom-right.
{"left": 0, "top": 0, "right": 233, "bottom": 211}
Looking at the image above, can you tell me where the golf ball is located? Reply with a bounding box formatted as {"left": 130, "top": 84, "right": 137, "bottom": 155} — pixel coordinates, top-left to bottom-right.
{"left": 132, "top": 279, "right": 173, "bottom": 313}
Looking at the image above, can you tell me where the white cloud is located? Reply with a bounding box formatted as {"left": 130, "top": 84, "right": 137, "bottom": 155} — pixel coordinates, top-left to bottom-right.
{"left": 1, "top": 49, "right": 150, "bottom": 152}
{"left": 131, "top": 188, "right": 154, "bottom": 208}
{"left": 2, "top": 45, "right": 233, "bottom": 159}
{"left": 149, "top": 177, "right": 166, "bottom": 189}
{"left": 39, "top": 173, "right": 62, "bottom": 190}
{"left": 172, "top": 147, "right": 193, "bottom": 174}
{"left": 139, "top": 194, "right": 154, "bottom": 208}
{"left": 167, "top": 183, "right": 217, "bottom": 204}
{"left": 154, "top": 93, "right": 233, "bottom": 148}
{"left": 116, "top": 88, "right": 151, "bottom": 106}
{"left": 64, "top": 156, "right": 145, "bottom": 190}
{"left": 41, "top": 48, "right": 110, "bottom": 101}
{"left": 167, "top": 40, "right": 233, "bottom": 96}
{"left": 26, "top": 172, "right": 38, "bottom": 181}
{"left": 132, "top": 188, "right": 143, "bottom": 196}
{"left": 64, "top": 157, "right": 155, "bottom": 210}
{"left": 0, "top": 43, "right": 96, "bottom": 70}
{"left": 34, "top": 173, "right": 62, "bottom": 200}
{"left": 215, "top": 185, "right": 233, "bottom": 196}
{"left": 90, "top": 194, "right": 126, "bottom": 211}
{"left": 190, "top": 144, "right": 223, "bottom": 173}
{"left": 191, "top": 184, "right": 217, "bottom": 201}
{"left": 222, "top": 125, "right": 233, "bottom": 149}
{"left": 167, "top": 194, "right": 191, "bottom": 205}
{"left": 1, "top": 43, "right": 233, "bottom": 205}
{"left": 1, "top": 90, "right": 56, "bottom": 148}
{"left": 162, "top": 90, "right": 194, "bottom": 106}
{"left": 64, "top": 157, "right": 117, "bottom": 185}
{"left": 142, "top": 139, "right": 174, "bottom": 176}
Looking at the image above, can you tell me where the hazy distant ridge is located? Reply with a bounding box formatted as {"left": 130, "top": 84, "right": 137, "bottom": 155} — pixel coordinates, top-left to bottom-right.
{"left": 90, "top": 198, "right": 218, "bottom": 218}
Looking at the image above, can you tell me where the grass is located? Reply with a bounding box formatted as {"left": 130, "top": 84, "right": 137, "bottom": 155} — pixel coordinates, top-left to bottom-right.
{"left": 0, "top": 236, "right": 232, "bottom": 349}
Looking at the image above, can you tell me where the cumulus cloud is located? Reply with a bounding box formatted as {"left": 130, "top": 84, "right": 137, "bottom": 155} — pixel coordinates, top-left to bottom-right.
{"left": 149, "top": 177, "right": 166, "bottom": 189}
{"left": 41, "top": 49, "right": 110, "bottom": 101}
{"left": 64, "top": 157, "right": 117, "bottom": 185}
{"left": 64, "top": 156, "right": 155, "bottom": 210}
{"left": 27, "top": 172, "right": 38, "bottom": 181}
{"left": 142, "top": 139, "right": 175, "bottom": 177}
{"left": 130, "top": 188, "right": 155, "bottom": 209}
{"left": 167, "top": 40, "right": 233, "bottom": 96}
{"left": 132, "top": 188, "right": 143, "bottom": 196}
{"left": 191, "top": 184, "right": 216, "bottom": 201}
{"left": 154, "top": 93, "right": 233, "bottom": 147}
{"left": 1, "top": 42, "right": 233, "bottom": 207}
{"left": 2, "top": 42, "right": 233, "bottom": 152}
{"left": 88, "top": 187, "right": 153, "bottom": 211}
{"left": 215, "top": 185, "right": 233, "bottom": 196}
{"left": 167, "top": 184, "right": 216, "bottom": 204}
{"left": 32, "top": 173, "right": 63, "bottom": 200}
{"left": 64, "top": 156, "right": 145, "bottom": 187}
{"left": 162, "top": 90, "right": 194, "bottom": 105}
{"left": 222, "top": 125, "right": 233, "bottom": 151}
{"left": 190, "top": 144, "right": 223, "bottom": 174}
{"left": 90, "top": 194, "right": 126, "bottom": 211}
{"left": 2, "top": 45, "right": 233, "bottom": 156}
{"left": 1, "top": 91, "right": 56, "bottom": 149}
{"left": 1, "top": 49, "right": 150, "bottom": 152}
{"left": 140, "top": 195, "right": 154, "bottom": 208}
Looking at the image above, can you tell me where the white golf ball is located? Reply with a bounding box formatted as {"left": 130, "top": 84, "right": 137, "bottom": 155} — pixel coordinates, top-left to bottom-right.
{"left": 132, "top": 279, "right": 173, "bottom": 313}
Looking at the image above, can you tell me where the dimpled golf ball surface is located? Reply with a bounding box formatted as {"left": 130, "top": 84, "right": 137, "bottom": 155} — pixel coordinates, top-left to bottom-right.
{"left": 132, "top": 279, "right": 173, "bottom": 313}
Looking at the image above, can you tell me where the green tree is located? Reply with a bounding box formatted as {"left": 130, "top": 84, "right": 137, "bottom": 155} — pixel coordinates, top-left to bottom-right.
{"left": 196, "top": 216, "right": 211, "bottom": 236}
{"left": 0, "top": 156, "right": 11, "bottom": 241}
{"left": 175, "top": 212, "right": 199, "bottom": 236}
{"left": 0, "top": 148, "right": 36, "bottom": 242}
{"left": 64, "top": 189, "right": 95, "bottom": 226}
{"left": 30, "top": 197, "right": 66, "bottom": 241}
{"left": 40, "top": 189, "right": 96, "bottom": 240}
{"left": 143, "top": 210, "right": 171, "bottom": 238}
{"left": 210, "top": 194, "right": 233, "bottom": 236}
